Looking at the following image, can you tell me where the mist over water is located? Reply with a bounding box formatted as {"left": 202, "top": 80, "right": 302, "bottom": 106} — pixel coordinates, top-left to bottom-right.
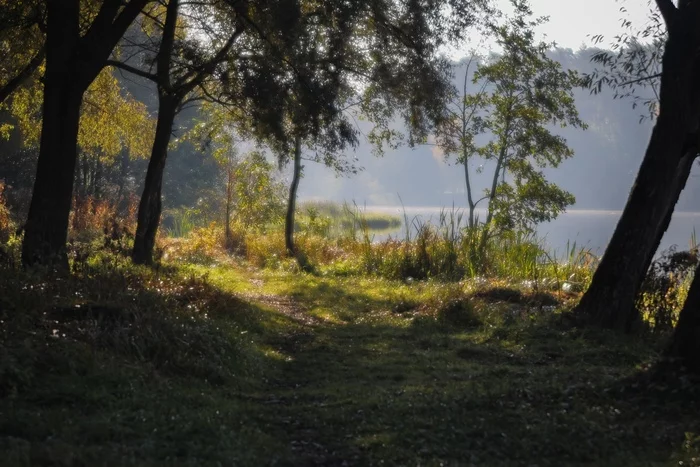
{"left": 362, "top": 206, "right": 700, "bottom": 256}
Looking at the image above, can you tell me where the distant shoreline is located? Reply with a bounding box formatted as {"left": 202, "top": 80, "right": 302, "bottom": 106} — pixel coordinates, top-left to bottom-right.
{"left": 355, "top": 205, "right": 700, "bottom": 217}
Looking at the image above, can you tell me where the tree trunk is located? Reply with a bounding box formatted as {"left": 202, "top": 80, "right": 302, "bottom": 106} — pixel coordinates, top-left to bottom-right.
{"left": 22, "top": 82, "right": 84, "bottom": 270}
{"left": 575, "top": 124, "right": 697, "bottom": 332}
{"left": 477, "top": 138, "right": 508, "bottom": 257}
{"left": 285, "top": 136, "right": 302, "bottom": 256}
{"left": 132, "top": 96, "right": 178, "bottom": 265}
{"left": 21, "top": 0, "right": 85, "bottom": 270}
{"left": 224, "top": 162, "right": 234, "bottom": 248}
{"left": 575, "top": 4, "right": 700, "bottom": 332}
{"left": 21, "top": 0, "right": 148, "bottom": 269}
{"left": 665, "top": 261, "right": 700, "bottom": 373}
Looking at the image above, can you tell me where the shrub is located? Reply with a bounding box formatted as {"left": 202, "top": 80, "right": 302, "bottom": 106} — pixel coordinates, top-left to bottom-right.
{"left": 638, "top": 246, "right": 698, "bottom": 332}
{"left": 0, "top": 181, "right": 13, "bottom": 244}
{"left": 163, "top": 223, "right": 227, "bottom": 265}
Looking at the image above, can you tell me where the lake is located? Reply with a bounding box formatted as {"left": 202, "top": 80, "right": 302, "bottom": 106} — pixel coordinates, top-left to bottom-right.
{"left": 362, "top": 205, "right": 700, "bottom": 257}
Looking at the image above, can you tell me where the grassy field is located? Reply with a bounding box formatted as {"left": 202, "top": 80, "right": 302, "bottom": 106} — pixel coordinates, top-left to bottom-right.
{"left": 1, "top": 257, "right": 699, "bottom": 466}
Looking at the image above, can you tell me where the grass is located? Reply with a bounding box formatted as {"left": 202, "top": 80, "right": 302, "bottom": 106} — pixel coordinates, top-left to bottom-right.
{"left": 2, "top": 249, "right": 699, "bottom": 466}
{"left": 297, "top": 200, "right": 402, "bottom": 237}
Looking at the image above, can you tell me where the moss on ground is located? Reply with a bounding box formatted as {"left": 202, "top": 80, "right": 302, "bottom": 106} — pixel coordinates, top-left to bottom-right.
{"left": 1, "top": 260, "right": 698, "bottom": 466}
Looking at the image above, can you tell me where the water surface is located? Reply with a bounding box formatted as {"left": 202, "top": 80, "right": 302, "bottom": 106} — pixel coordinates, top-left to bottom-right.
{"left": 363, "top": 205, "right": 700, "bottom": 257}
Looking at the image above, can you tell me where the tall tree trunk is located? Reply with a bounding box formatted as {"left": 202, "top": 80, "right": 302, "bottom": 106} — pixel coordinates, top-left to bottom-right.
{"left": 131, "top": 0, "right": 180, "bottom": 266}
{"left": 575, "top": 3, "right": 700, "bottom": 332}
{"left": 21, "top": 0, "right": 149, "bottom": 269}
{"left": 575, "top": 141, "right": 696, "bottom": 332}
{"left": 131, "top": 96, "right": 177, "bottom": 265}
{"left": 463, "top": 155, "right": 475, "bottom": 229}
{"left": 665, "top": 261, "right": 700, "bottom": 373}
{"left": 477, "top": 136, "right": 508, "bottom": 258}
{"left": 22, "top": 82, "right": 84, "bottom": 270}
{"left": 21, "top": 1, "right": 84, "bottom": 270}
{"left": 285, "top": 136, "right": 302, "bottom": 256}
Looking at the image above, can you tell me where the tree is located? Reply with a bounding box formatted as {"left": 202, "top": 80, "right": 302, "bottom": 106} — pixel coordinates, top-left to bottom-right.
{"left": 435, "top": 1, "right": 584, "bottom": 260}
{"left": 218, "top": 0, "right": 487, "bottom": 264}
{"left": 0, "top": 2, "right": 153, "bottom": 208}
{"left": 575, "top": 0, "right": 700, "bottom": 331}
{"left": 20, "top": 0, "right": 153, "bottom": 270}
{"left": 106, "top": 0, "right": 244, "bottom": 265}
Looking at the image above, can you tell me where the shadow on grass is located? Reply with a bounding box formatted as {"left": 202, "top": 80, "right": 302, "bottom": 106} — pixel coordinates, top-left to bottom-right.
{"left": 0, "top": 261, "right": 314, "bottom": 466}
{"left": 251, "top": 277, "right": 700, "bottom": 466}
{"left": 2, "top": 262, "right": 699, "bottom": 466}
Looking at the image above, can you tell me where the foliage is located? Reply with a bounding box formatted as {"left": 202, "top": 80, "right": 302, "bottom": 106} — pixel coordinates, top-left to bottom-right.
{"left": 0, "top": 0, "right": 44, "bottom": 102}
{"left": 226, "top": 151, "right": 286, "bottom": 232}
{"left": 0, "top": 181, "right": 13, "bottom": 243}
{"left": 163, "top": 223, "right": 227, "bottom": 265}
{"left": 584, "top": 2, "right": 664, "bottom": 121}
{"left": 638, "top": 246, "right": 698, "bottom": 332}
{"left": 436, "top": 0, "right": 584, "bottom": 250}
{"left": 6, "top": 59, "right": 154, "bottom": 160}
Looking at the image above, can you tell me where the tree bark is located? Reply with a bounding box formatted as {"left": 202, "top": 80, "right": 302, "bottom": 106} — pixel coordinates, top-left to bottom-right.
{"left": 22, "top": 81, "right": 84, "bottom": 270}
{"left": 225, "top": 165, "right": 233, "bottom": 247}
{"left": 21, "top": 1, "right": 84, "bottom": 270}
{"left": 131, "top": 96, "right": 178, "bottom": 265}
{"left": 21, "top": 0, "right": 151, "bottom": 269}
{"left": 575, "top": 6, "right": 700, "bottom": 331}
{"left": 665, "top": 261, "right": 700, "bottom": 373}
{"left": 285, "top": 136, "right": 302, "bottom": 256}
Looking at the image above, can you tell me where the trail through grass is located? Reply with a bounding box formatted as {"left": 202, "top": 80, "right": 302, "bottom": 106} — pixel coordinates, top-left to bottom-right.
{"left": 202, "top": 266, "right": 700, "bottom": 466}
{"left": 1, "top": 261, "right": 699, "bottom": 466}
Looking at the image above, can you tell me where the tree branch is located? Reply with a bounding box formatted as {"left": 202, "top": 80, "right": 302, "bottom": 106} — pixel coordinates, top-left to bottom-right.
{"left": 620, "top": 72, "right": 663, "bottom": 87}
{"left": 105, "top": 59, "right": 158, "bottom": 82}
{"left": 0, "top": 44, "right": 45, "bottom": 104}
{"left": 178, "top": 25, "right": 245, "bottom": 93}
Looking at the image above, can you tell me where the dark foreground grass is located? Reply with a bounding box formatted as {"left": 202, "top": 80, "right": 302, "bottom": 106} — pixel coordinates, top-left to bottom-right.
{"left": 1, "top": 257, "right": 699, "bottom": 466}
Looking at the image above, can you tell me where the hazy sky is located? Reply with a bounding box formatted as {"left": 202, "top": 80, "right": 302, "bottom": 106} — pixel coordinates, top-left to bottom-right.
{"left": 497, "top": 0, "right": 653, "bottom": 50}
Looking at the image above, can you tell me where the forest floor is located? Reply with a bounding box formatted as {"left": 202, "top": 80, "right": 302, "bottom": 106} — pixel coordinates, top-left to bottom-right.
{"left": 1, "top": 259, "right": 699, "bottom": 466}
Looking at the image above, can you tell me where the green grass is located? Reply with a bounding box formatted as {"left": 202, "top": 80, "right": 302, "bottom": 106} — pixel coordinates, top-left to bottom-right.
{"left": 1, "top": 257, "right": 699, "bottom": 466}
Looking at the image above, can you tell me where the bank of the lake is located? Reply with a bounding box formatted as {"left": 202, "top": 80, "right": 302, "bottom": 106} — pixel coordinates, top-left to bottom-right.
{"left": 362, "top": 206, "right": 700, "bottom": 256}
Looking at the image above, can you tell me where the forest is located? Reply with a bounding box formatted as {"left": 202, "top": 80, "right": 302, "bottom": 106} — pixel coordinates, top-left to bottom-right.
{"left": 1, "top": 0, "right": 699, "bottom": 465}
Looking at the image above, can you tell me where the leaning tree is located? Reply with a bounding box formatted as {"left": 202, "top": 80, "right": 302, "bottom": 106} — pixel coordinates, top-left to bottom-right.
{"left": 575, "top": 0, "right": 700, "bottom": 332}
{"left": 106, "top": 0, "right": 246, "bottom": 265}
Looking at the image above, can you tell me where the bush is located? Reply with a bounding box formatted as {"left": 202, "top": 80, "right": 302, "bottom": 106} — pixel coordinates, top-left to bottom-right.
{"left": 0, "top": 181, "right": 13, "bottom": 244}
{"left": 163, "top": 223, "right": 227, "bottom": 265}
{"left": 638, "top": 246, "right": 698, "bottom": 332}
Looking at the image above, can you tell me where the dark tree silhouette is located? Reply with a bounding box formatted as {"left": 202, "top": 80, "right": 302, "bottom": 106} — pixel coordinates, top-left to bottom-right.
{"left": 21, "top": 0, "right": 152, "bottom": 270}
{"left": 108, "top": 0, "right": 244, "bottom": 265}
{"left": 576, "top": 0, "right": 700, "bottom": 331}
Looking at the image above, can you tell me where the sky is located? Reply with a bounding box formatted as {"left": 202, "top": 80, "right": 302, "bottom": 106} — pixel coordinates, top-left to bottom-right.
{"left": 496, "top": 0, "right": 653, "bottom": 50}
